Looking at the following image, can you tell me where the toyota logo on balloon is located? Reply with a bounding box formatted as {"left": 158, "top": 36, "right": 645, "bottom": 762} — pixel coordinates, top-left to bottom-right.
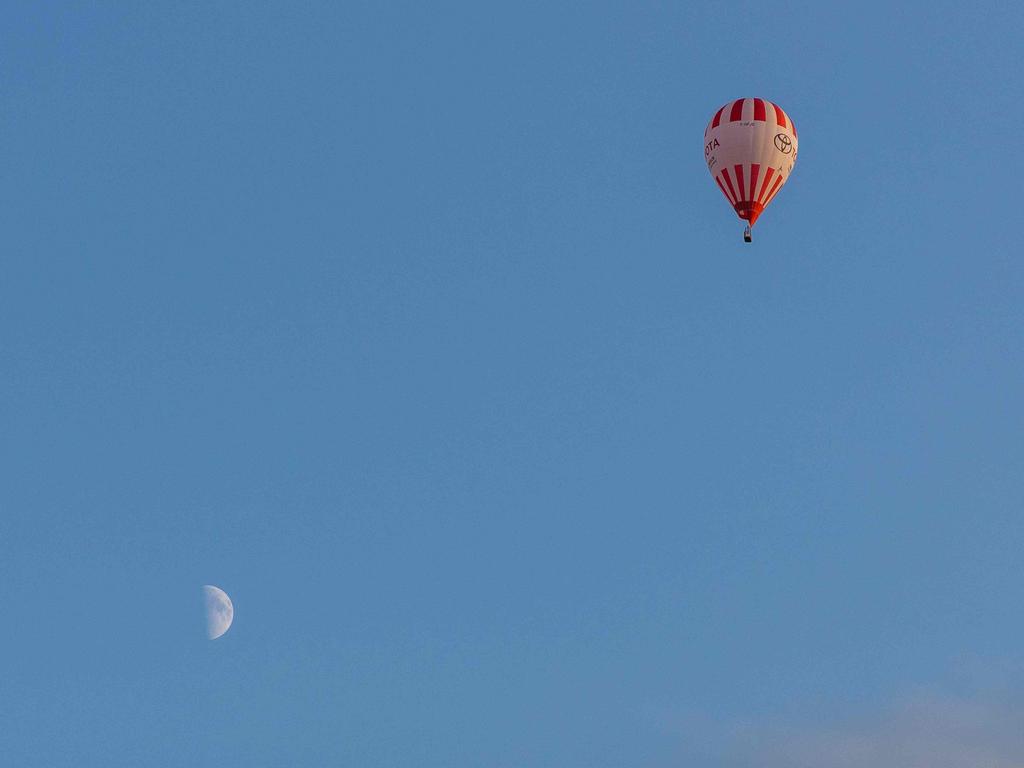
{"left": 774, "top": 133, "right": 793, "bottom": 154}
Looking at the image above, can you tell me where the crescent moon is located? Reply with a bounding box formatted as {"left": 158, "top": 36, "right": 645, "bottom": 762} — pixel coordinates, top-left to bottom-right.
{"left": 202, "top": 585, "right": 234, "bottom": 640}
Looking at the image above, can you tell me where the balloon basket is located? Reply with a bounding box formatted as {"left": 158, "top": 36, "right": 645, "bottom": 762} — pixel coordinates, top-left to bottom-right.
{"left": 743, "top": 226, "right": 752, "bottom": 243}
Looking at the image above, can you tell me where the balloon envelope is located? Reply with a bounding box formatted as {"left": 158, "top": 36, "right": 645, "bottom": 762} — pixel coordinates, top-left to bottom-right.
{"left": 704, "top": 98, "right": 798, "bottom": 228}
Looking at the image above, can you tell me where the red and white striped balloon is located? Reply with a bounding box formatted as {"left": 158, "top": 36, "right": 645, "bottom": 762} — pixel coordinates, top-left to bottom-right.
{"left": 704, "top": 97, "right": 797, "bottom": 236}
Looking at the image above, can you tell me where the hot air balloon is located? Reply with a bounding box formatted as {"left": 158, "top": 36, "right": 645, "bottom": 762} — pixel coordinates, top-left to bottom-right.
{"left": 704, "top": 98, "right": 798, "bottom": 242}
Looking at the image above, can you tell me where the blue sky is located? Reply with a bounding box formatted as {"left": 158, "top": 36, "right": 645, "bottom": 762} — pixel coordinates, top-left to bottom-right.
{"left": 2, "top": 2, "right": 1023, "bottom": 765}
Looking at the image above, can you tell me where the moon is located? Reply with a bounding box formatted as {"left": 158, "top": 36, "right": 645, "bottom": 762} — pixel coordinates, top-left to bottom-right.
{"left": 202, "top": 585, "right": 234, "bottom": 640}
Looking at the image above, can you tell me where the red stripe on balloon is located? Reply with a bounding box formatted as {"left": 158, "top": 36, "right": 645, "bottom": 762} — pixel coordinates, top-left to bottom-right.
{"left": 779, "top": 106, "right": 794, "bottom": 136}
{"left": 711, "top": 105, "right": 726, "bottom": 129}
{"left": 715, "top": 176, "right": 733, "bottom": 205}
{"left": 763, "top": 174, "right": 785, "bottom": 206}
{"left": 734, "top": 164, "right": 746, "bottom": 201}
{"left": 720, "top": 168, "right": 739, "bottom": 205}
{"left": 753, "top": 99, "right": 766, "bottom": 121}
{"left": 773, "top": 103, "right": 787, "bottom": 129}
{"left": 757, "top": 167, "right": 776, "bottom": 204}
{"left": 729, "top": 98, "right": 745, "bottom": 122}
{"left": 748, "top": 164, "right": 760, "bottom": 205}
